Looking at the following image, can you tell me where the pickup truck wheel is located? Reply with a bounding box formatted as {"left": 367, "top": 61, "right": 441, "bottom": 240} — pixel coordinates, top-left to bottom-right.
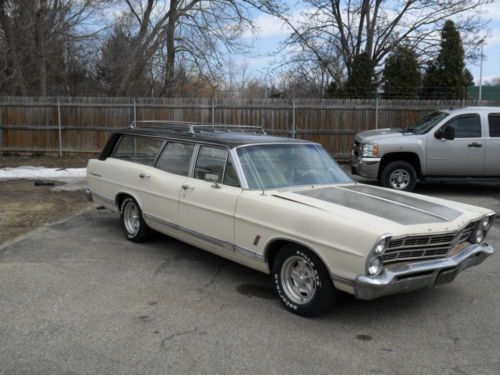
{"left": 381, "top": 161, "right": 417, "bottom": 191}
{"left": 120, "top": 197, "right": 152, "bottom": 242}
{"left": 272, "top": 244, "right": 338, "bottom": 317}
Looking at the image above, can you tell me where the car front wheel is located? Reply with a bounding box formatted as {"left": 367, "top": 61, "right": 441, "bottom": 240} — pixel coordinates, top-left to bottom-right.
{"left": 272, "top": 244, "right": 338, "bottom": 317}
{"left": 380, "top": 161, "right": 418, "bottom": 191}
{"left": 120, "top": 197, "right": 152, "bottom": 242}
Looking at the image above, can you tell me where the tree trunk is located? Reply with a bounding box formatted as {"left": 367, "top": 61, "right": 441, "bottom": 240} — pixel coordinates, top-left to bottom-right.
{"left": 0, "top": 0, "right": 28, "bottom": 95}
{"left": 35, "top": 1, "right": 48, "bottom": 96}
{"left": 163, "top": 0, "right": 178, "bottom": 96}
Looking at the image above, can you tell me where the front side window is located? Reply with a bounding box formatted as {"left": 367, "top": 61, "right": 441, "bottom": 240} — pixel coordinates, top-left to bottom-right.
{"left": 236, "top": 143, "right": 352, "bottom": 190}
{"left": 445, "top": 114, "right": 481, "bottom": 138}
{"left": 112, "top": 135, "right": 163, "bottom": 166}
{"left": 194, "top": 146, "right": 228, "bottom": 183}
{"left": 156, "top": 142, "right": 196, "bottom": 176}
{"left": 488, "top": 114, "right": 500, "bottom": 137}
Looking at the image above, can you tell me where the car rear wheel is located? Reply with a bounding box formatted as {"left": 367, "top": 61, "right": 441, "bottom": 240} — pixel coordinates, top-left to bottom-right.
{"left": 381, "top": 161, "right": 417, "bottom": 191}
{"left": 272, "top": 244, "right": 338, "bottom": 317}
{"left": 120, "top": 197, "right": 152, "bottom": 242}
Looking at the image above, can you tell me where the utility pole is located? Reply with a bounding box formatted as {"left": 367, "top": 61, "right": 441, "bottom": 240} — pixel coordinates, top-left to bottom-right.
{"left": 479, "top": 39, "right": 485, "bottom": 103}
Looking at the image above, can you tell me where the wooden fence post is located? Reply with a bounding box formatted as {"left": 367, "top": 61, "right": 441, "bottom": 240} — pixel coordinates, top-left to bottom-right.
{"left": 291, "top": 99, "right": 296, "bottom": 138}
{"left": 375, "top": 95, "right": 379, "bottom": 129}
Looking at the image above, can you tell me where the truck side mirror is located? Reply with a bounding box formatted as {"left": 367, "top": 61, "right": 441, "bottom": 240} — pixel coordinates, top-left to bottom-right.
{"left": 443, "top": 125, "right": 455, "bottom": 140}
{"left": 436, "top": 125, "right": 455, "bottom": 140}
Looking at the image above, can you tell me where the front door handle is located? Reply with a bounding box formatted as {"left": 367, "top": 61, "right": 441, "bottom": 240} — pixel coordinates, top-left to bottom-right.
{"left": 139, "top": 173, "right": 151, "bottom": 179}
{"left": 468, "top": 143, "right": 483, "bottom": 148}
{"left": 182, "top": 184, "right": 194, "bottom": 190}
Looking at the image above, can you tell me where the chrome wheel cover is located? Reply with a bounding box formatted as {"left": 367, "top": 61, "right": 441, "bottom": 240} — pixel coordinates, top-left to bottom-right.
{"left": 389, "top": 169, "right": 410, "bottom": 190}
{"left": 280, "top": 256, "right": 317, "bottom": 304}
{"left": 123, "top": 202, "right": 140, "bottom": 236}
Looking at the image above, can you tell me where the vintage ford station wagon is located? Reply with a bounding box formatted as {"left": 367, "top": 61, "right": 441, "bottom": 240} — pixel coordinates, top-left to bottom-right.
{"left": 86, "top": 123, "right": 496, "bottom": 316}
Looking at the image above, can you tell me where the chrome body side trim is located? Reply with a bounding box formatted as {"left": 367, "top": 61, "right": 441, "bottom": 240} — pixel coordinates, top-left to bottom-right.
{"left": 92, "top": 191, "right": 115, "bottom": 207}
{"left": 235, "top": 245, "right": 264, "bottom": 261}
{"left": 354, "top": 242, "right": 495, "bottom": 300}
{"left": 143, "top": 213, "right": 265, "bottom": 261}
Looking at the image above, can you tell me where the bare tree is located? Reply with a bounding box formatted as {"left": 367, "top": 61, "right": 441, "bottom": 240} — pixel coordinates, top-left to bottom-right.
{"left": 273, "top": 0, "right": 491, "bottom": 84}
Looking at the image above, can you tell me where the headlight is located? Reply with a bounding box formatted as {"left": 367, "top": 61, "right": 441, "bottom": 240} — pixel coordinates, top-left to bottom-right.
{"left": 469, "top": 213, "right": 495, "bottom": 244}
{"left": 361, "top": 143, "right": 379, "bottom": 157}
{"left": 367, "top": 257, "right": 382, "bottom": 276}
{"left": 366, "top": 234, "right": 391, "bottom": 276}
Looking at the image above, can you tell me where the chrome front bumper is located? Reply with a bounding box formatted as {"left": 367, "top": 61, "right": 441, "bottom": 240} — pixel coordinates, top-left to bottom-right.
{"left": 351, "top": 156, "right": 381, "bottom": 179}
{"left": 354, "top": 243, "right": 495, "bottom": 300}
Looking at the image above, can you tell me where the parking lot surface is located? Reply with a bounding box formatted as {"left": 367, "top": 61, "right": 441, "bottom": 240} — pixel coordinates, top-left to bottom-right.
{"left": 1, "top": 186, "right": 500, "bottom": 375}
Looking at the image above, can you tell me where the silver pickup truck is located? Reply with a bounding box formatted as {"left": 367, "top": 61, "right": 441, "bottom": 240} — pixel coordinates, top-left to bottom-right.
{"left": 351, "top": 107, "right": 500, "bottom": 191}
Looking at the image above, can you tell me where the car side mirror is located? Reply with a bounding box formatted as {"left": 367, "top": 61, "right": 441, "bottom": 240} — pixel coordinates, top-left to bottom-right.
{"left": 205, "top": 173, "right": 221, "bottom": 189}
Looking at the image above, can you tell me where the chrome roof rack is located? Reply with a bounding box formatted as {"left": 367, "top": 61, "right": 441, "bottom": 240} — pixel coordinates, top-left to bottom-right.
{"left": 129, "top": 120, "right": 266, "bottom": 135}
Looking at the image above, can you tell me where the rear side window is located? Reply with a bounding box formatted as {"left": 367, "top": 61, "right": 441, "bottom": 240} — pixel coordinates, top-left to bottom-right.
{"left": 156, "top": 142, "right": 195, "bottom": 176}
{"left": 488, "top": 114, "right": 500, "bottom": 137}
{"left": 446, "top": 114, "right": 481, "bottom": 138}
{"left": 194, "top": 146, "right": 228, "bottom": 183}
{"left": 112, "top": 135, "right": 163, "bottom": 165}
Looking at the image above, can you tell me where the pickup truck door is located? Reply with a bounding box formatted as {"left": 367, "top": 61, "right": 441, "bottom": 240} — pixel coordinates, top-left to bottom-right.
{"left": 426, "top": 113, "right": 485, "bottom": 176}
{"left": 179, "top": 146, "right": 242, "bottom": 250}
{"left": 484, "top": 113, "right": 500, "bottom": 176}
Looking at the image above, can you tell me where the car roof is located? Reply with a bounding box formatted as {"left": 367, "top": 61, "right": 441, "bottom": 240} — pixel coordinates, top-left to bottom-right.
{"left": 115, "top": 127, "right": 311, "bottom": 148}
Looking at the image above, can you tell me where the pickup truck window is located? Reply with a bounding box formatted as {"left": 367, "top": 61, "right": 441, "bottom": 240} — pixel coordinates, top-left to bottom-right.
{"left": 446, "top": 114, "right": 481, "bottom": 138}
{"left": 111, "top": 135, "right": 163, "bottom": 166}
{"left": 194, "top": 146, "right": 227, "bottom": 183}
{"left": 488, "top": 114, "right": 500, "bottom": 137}
{"left": 156, "top": 142, "right": 195, "bottom": 176}
{"left": 409, "top": 111, "right": 449, "bottom": 134}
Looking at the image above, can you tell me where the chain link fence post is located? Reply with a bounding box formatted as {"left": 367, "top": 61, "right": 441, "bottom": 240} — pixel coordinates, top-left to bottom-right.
{"left": 57, "top": 97, "right": 63, "bottom": 157}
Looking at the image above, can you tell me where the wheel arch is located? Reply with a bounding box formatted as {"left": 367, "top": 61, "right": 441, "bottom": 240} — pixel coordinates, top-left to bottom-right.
{"left": 378, "top": 152, "right": 422, "bottom": 179}
{"left": 264, "top": 237, "right": 333, "bottom": 277}
{"left": 115, "top": 191, "right": 143, "bottom": 212}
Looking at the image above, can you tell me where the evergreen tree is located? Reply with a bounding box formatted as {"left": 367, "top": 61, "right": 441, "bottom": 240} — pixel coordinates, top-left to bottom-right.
{"left": 434, "top": 20, "right": 467, "bottom": 98}
{"left": 464, "top": 68, "right": 474, "bottom": 87}
{"left": 382, "top": 46, "right": 420, "bottom": 99}
{"left": 421, "top": 61, "right": 440, "bottom": 99}
{"left": 325, "top": 81, "right": 338, "bottom": 97}
{"left": 343, "top": 53, "right": 376, "bottom": 98}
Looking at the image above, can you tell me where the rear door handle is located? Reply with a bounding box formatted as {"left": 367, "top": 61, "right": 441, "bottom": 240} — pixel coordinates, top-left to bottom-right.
{"left": 182, "top": 184, "right": 194, "bottom": 190}
{"left": 467, "top": 143, "right": 483, "bottom": 148}
{"left": 139, "top": 173, "right": 151, "bottom": 179}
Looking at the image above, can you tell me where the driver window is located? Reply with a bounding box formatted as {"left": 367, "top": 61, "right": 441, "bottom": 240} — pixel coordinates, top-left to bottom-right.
{"left": 194, "top": 146, "right": 228, "bottom": 183}
{"left": 444, "top": 114, "right": 481, "bottom": 138}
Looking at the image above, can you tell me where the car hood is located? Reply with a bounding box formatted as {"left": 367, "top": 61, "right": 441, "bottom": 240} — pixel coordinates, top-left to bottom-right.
{"left": 271, "top": 184, "right": 485, "bottom": 235}
{"left": 355, "top": 128, "right": 406, "bottom": 143}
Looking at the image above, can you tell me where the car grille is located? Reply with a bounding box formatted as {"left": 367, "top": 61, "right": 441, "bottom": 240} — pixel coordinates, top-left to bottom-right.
{"left": 382, "top": 221, "right": 477, "bottom": 264}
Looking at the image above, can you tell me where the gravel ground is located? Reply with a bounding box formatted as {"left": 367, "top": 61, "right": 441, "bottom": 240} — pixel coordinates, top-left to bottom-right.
{"left": 0, "top": 188, "right": 499, "bottom": 374}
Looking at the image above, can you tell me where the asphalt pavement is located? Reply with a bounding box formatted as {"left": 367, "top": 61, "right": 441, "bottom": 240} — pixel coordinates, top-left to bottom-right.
{"left": 0, "top": 187, "right": 499, "bottom": 375}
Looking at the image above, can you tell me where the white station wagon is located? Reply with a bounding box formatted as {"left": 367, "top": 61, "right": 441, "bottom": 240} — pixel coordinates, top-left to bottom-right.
{"left": 86, "top": 123, "right": 496, "bottom": 316}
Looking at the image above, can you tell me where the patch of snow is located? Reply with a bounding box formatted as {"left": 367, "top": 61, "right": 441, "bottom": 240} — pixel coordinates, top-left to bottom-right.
{"left": 0, "top": 166, "right": 87, "bottom": 180}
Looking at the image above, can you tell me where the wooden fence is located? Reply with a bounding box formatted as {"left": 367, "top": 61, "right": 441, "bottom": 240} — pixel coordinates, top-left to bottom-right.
{"left": 1, "top": 96, "right": 499, "bottom": 160}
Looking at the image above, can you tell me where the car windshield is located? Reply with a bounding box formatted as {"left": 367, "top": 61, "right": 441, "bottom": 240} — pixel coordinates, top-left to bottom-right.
{"left": 236, "top": 143, "right": 352, "bottom": 190}
{"left": 408, "top": 111, "right": 449, "bottom": 134}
